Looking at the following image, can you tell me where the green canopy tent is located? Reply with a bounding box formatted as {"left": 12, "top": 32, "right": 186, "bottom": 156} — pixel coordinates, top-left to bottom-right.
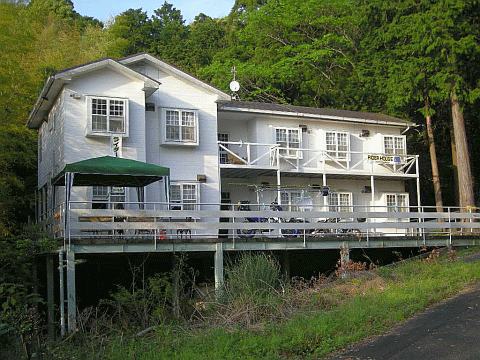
{"left": 52, "top": 155, "right": 170, "bottom": 187}
{"left": 52, "top": 156, "right": 170, "bottom": 239}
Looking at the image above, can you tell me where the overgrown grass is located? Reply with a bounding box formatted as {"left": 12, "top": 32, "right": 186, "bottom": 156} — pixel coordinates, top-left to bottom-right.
{"left": 50, "top": 248, "right": 480, "bottom": 360}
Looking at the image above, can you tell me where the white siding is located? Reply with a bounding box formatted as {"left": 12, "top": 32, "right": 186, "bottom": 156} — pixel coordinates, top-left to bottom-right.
{"left": 142, "top": 64, "right": 221, "bottom": 206}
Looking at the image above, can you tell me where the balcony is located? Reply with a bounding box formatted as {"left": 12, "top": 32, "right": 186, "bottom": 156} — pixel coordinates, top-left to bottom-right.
{"left": 41, "top": 202, "right": 480, "bottom": 252}
{"left": 219, "top": 141, "right": 418, "bottom": 179}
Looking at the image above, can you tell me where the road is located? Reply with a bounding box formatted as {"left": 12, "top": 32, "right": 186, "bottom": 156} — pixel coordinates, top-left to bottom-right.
{"left": 328, "top": 252, "right": 480, "bottom": 360}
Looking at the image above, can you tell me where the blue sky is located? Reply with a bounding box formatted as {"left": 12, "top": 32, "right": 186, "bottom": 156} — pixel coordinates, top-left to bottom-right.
{"left": 72, "top": 0, "right": 236, "bottom": 24}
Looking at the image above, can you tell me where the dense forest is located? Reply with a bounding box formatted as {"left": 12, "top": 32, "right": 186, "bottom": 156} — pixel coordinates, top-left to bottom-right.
{"left": 1, "top": 0, "right": 480, "bottom": 235}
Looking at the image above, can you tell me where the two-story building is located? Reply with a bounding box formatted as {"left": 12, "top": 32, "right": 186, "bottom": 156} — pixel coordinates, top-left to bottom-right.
{"left": 28, "top": 52, "right": 418, "bottom": 231}
{"left": 28, "top": 53, "right": 422, "bottom": 334}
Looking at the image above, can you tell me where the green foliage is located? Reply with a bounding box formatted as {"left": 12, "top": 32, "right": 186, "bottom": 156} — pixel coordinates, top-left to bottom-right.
{"left": 0, "top": 0, "right": 125, "bottom": 233}
{"left": 224, "top": 252, "right": 281, "bottom": 299}
{"left": 96, "top": 254, "right": 197, "bottom": 331}
{"left": 0, "top": 229, "right": 56, "bottom": 358}
{"left": 200, "top": 0, "right": 360, "bottom": 107}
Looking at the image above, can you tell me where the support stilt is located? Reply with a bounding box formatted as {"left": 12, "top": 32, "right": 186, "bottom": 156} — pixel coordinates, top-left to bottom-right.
{"left": 172, "top": 255, "right": 180, "bottom": 317}
{"left": 47, "top": 256, "right": 55, "bottom": 339}
{"left": 214, "top": 243, "right": 224, "bottom": 296}
{"left": 339, "top": 246, "right": 350, "bottom": 279}
{"left": 59, "top": 251, "right": 65, "bottom": 337}
{"left": 283, "top": 251, "right": 290, "bottom": 280}
{"left": 66, "top": 250, "right": 76, "bottom": 332}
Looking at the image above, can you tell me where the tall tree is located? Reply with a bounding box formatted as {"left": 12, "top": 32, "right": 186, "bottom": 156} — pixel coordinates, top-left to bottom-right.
{"left": 356, "top": 0, "right": 480, "bottom": 209}
{"left": 181, "top": 14, "right": 227, "bottom": 73}
{"left": 149, "top": 2, "right": 189, "bottom": 64}
{"left": 108, "top": 8, "right": 152, "bottom": 55}
{"left": 200, "top": 0, "right": 359, "bottom": 107}
{"left": 0, "top": 0, "right": 124, "bottom": 233}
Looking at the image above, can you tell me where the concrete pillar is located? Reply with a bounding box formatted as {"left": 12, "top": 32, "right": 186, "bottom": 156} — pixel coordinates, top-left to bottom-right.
{"left": 214, "top": 243, "right": 224, "bottom": 295}
{"left": 66, "top": 250, "right": 76, "bottom": 332}
{"left": 47, "top": 256, "right": 55, "bottom": 339}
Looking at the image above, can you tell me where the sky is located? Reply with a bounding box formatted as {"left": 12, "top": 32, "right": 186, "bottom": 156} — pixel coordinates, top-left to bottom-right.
{"left": 72, "top": 0, "right": 236, "bottom": 24}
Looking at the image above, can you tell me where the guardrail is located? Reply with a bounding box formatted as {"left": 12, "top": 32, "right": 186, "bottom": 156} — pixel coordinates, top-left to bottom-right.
{"left": 49, "top": 202, "right": 480, "bottom": 248}
{"left": 219, "top": 141, "right": 419, "bottom": 176}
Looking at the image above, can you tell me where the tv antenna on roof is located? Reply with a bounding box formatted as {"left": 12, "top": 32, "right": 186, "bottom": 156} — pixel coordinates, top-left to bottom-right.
{"left": 229, "top": 66, "right": 240, "bottom": 100}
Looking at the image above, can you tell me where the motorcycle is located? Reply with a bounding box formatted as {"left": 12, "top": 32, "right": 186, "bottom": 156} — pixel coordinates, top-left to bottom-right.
{"left": 236, "top": 201, "right": 299, "bottom": 238}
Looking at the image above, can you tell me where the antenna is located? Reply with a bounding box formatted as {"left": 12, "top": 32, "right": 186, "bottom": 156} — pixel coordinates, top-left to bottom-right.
{"left": 229, "top": 66, "right": 240, "bottom": 100}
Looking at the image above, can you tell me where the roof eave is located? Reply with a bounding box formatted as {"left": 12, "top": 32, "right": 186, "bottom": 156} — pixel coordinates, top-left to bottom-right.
{"left": 119, "top": 53, "right": 230, "bottom": 101}
{"left": 219, "top": 104, "right": 414, "bottom": 128}
{"left": 27, "top": 59, "right": 161, "bottom": 129}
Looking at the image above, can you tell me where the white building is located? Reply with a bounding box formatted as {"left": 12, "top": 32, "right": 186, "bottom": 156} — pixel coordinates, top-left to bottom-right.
{"left": 27, "top": 52, "right": 426, "bottom": 335}
{"left": 28, "top": 52, "right": 419, "bottom": 237}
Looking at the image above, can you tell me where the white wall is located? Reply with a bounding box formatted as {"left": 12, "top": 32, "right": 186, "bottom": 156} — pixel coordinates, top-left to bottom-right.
{"left": 135, "top": 63, "right": 221, "bottom": 206}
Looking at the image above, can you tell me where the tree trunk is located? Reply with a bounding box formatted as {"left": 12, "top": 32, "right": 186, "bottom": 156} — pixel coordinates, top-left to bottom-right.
{"left": 424, "top": 99, "right": 443, "bottom": 212}
{"left": 451, "top": 91, "right": 475, "bottom": 209}
{"left": 450, "top": 126, "right": 459, "bottom": 206}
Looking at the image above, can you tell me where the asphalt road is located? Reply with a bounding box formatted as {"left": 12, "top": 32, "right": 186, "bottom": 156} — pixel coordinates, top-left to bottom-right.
{"left": 328, "top": 252, "right": 480, "bottom": 360}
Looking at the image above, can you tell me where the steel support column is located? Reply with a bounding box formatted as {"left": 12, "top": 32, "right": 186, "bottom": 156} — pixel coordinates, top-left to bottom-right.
{"left": 214, "top": 243, "right": 224, "bottom": 295}
{"left": 58, "top": 251, "right": 65, "bottom": 336}
{"left": 66, "top": 250, "right": 76, "bottom": 332}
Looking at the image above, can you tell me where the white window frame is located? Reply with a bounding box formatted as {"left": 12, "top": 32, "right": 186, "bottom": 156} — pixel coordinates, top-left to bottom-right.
{"left": 384, "top": 193, "right": 409, "bottom": 212}
{"left": 218, "top": 132, "right": 229, "bottom": 164}
{"left": 325, "top": 131, "right": 350, "bottom": 160}
{"left": 86, "top": 96, "right": 129, "bottom": 137}
{"left": 275, "top": 127, "right": 302, "bottom": 158}
{"left": 328, "top": 192, "right": 352, "bottom": 212}
{"left": 48, "top": 102, "right": 57, "bottom": 132}
{"left": 161, "top": 108, "right": 199, "bottom": 146}
{"left": 281, "top": 191, "right": 303, "bottom": 211}
{"left": 170, "top": 182, "right": 199, "bottom": 210}
{"left": 38, "top": 126, "right": 44, "bottom": 163}
{"left": 383, "top": 135, "right": 406, "bottom": 155}
{"left": 92, "top": 186, "right": 126, "bottom": 209}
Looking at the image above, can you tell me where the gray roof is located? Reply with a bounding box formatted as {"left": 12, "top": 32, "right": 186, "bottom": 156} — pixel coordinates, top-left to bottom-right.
{"left": 219, "top": 101, "right": 412, "bottom": 126}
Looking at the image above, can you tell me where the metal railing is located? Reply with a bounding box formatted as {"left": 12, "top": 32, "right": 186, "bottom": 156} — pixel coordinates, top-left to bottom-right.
{"left": 219, "top": 141, "right": 419, "bottom": 176}
{"left": 46, "top": 202, "right": 480, "bottom": 248}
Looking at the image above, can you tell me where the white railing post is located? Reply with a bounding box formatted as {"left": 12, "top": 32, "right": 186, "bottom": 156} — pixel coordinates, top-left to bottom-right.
{"left": 448, "top": 207, "right": 452, "bottom": 246}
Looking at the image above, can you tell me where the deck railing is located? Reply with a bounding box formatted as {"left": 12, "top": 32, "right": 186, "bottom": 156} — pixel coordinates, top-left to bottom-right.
{"left": 46, "top": 202, "right": 480, "bottom": 248}
{"left": 219, "top": 141, "right": 418, "bottom": 176}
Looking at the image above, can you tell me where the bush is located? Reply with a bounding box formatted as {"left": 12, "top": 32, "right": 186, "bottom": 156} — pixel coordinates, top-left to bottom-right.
{"left": 224, "top": 252, "right": 281, "bottom": 299}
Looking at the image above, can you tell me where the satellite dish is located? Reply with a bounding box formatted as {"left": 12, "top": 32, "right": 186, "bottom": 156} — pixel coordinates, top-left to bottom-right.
{"left": 229, "top": 80, "right": 240, "bottom": 92}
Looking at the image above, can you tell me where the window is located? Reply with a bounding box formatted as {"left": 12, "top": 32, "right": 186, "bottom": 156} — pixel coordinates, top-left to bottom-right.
{"left": 87, "top": 96, "right": 128, "bottom": 136}
{"left": 326, "top": 131, "right": 349, "bottom": 160}
{"left": 92, "top": 186, "right": 125, "bottom": 209}
{"left": 383, "top": 135, "right": 406, "bottom": 155}
{"left": 281, "top": 191, "right": 303, "bottom": 211}
{"left": 162, "top": 108, "right": 198, "bottom": 145}
{"left": 385, "top": 193, "right": 409, "bottom": 212}
{"left": 170, "top": 183, "right": 199, "bottom": 210}
{"left": 48, "top": 102, "right": 57, "bottom": 132}
{"left": 218, "top": 133, "right": 229, "bottom": 164}
{"left": 38, "top": 126, "right": 43, "bottom": 163}
{"left": 275, "top": 128, "right": 301, "bottom": 157}
{"left": 328, "top": 192, "right": 352, "bottom": 212}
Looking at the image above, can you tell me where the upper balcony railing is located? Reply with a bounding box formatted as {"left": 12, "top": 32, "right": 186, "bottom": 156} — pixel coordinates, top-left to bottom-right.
{"left": 219, "top": 141, "right": 418, "bottom": 177}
